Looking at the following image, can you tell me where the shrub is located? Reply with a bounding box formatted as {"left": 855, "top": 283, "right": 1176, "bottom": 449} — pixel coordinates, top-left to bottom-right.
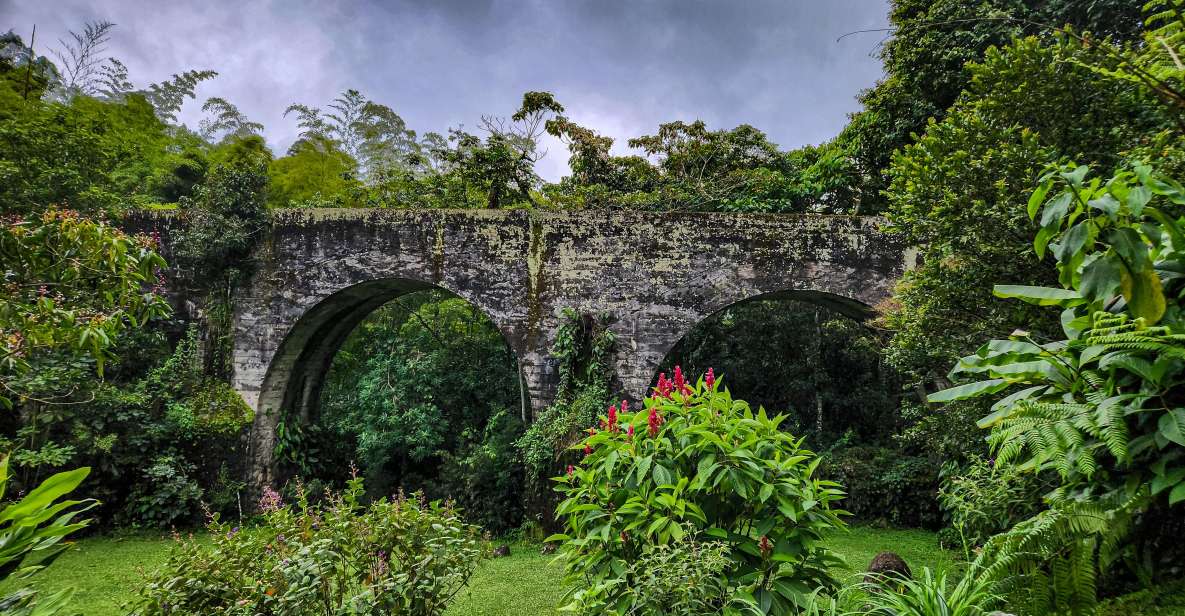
{"left": 135, "top": 475, "right": 488, "bottom": 615}
{"left": 550, "top": 368, "right": 847, "bottom": 615}
{"left": 564, "top": 535, "right": 749, "bottom": 615}
{"left": 820, "top": 445, "right": 941, "bottom": 529}
{"left": 937, "top": 455, "right": 1047, "bottom": 558}
{"left": 122, "top": 455, "right": 203, "bottom": 528}
{"left": 437, "top": 409, "right": 526, "bottom": 534}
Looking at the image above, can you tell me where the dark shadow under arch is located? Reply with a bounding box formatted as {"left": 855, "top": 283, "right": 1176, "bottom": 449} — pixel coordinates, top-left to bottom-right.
{"left": 645, "top": 288, "right": 893, "bottom": 426}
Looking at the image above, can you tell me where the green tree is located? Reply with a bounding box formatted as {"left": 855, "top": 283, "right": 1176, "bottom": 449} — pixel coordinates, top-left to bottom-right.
{"left": 841, "top": 0, "right": 1145, "bottom": 212}
{"left": 267, "top": 135, "right": 358, "bottom": 208}
{"left": 883, "top": 34, "right": 1171, "bottom": 403}
{"left": 1, "top": 210, "right": 170, "bottom": 407}
{"left": 314, "top": 292, "right": 524, "bottom": 530}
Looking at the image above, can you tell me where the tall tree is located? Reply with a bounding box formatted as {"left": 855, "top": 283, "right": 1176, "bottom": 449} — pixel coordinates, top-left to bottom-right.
{"left": 840, "top": 0, "right": 1146, "bottom": 213}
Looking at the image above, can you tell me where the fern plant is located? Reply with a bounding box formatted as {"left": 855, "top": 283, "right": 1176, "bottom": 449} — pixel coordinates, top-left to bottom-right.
{"left": 930, "top": 162, "right": 1185, "bottom": 611}
{"left": 932, "top": 163, "right": 1185, "bottom": 504}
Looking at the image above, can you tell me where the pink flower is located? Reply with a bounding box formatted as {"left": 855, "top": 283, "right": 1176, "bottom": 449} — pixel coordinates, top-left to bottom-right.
{"left": 567, "top": 465, "right": 574, "bottom": 478}
{"left": 705, "top": 368, "right": 715, "bottom": 391}
{"left": 654, "top": 373, "right": 674, "bottom": 399}
{"left": 648, "top": 406, "right": 663, "bottom": 438}
{"left": 607, "top": 405, "right": 618, "bottom": 432}
{"left": 673, "top": 365, "right": 691, "bottom": 396}
{"left": 627, "top": 424, "right": 635, "bottom": 438}
{"left": 584, "top": 443, "right": 593, "bottom": 457}
{"left": 258, "top": 486, "right": 283, "bottom": 513}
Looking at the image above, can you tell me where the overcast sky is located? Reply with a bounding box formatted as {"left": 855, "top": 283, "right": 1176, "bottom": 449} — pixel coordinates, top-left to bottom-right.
{"left": 3, "top": 0, "right": 891, "bottom": 180}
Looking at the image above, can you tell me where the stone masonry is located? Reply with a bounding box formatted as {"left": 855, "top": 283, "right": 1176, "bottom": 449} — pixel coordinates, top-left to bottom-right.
{"left": 135, "top": 208, "right": 917, "bottom": 488}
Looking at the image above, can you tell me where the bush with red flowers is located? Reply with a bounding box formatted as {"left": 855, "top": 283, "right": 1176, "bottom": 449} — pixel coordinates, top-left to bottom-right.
{"left": 549, "top": 368, "right": 847, "bottom": 615}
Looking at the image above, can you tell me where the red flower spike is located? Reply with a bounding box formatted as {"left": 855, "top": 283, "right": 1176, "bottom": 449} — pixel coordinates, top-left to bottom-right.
{"left": 759, "top": 535, "right": 772, "bottom": 557}
{"left": 584, "top": 444, "right": 592, "bottom": 457}
{"left": 567, "top": 465, "right": 574, "bottom": 478}
{"left": 607, "top": 405, "right": 618, "bottom": 433}
{"left": 627, "top": 424, "right": 634, "bottom": 438}
{"left": 705, "top": 368, "right": 715, "bottom": 391}
{"left": 647, "top": 406, "right": 662, "bottom": 438}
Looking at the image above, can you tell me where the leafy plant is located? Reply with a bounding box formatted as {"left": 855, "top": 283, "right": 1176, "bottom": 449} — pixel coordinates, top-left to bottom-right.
{"left": 550, "top": 369, "right": 847, "bottom": 615}
{"left": 930, "top": 163, "right": 1185, "bottom": 504}
{"left": 858, "top": 566, "right": 1002, "bottom": 616}
{"left": 564, "top": 534, "right": 760, "bottom": 616}
{"left": 821, "top": 445, "right": 941, "bottom": 529}
{"left": 122, "top": 455, "right": 202, "bottom": 528}
{"left": 0, "top": 455, "right": 96, "bottom": 616}
{"left": 0, "top": 209, "right": 170, "bottom": 406}
{"left": 929, "top": 162, "right": 1185, "bottom": 610}
{"left": 938, "top": 456, "right": 1047, "bottom": 558}
{"left": 517, "top": 308, "right": 616, "bottom": 483}
{"left": 135, "top": 475, "right": 487, "bottom": 615}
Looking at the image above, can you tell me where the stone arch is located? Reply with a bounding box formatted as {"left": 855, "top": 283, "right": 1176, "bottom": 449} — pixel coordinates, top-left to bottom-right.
{"left": 241, "top": 277, "right": 528, "bottom": 488}
{"left": 611, "top": 287, "right": 877, "bottom": 404}
{"left": 625, "top": 290, "right": 876, "bottom": 405}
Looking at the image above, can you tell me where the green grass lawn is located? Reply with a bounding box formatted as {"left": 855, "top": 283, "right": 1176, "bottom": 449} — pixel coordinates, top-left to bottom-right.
{"left": 9, "top": 526, "right": 954, "bottom": 616}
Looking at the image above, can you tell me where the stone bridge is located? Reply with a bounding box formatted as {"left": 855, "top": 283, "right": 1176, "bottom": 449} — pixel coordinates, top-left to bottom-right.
{"left": 136, "top": 208, "right": 917, "bottom": 486}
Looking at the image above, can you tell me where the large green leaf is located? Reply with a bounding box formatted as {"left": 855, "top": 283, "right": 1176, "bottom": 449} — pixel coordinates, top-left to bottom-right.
{"left": 1080, "top": 253, "right": 1123, "bottom": 304}
{"left": 0, "top": 468, "right": 90, "bottom": 525}
{"left": 993, "top": 285, "right": 1082, "bottom": 306}
{"left": 929, "top": 379, "right": 1010, "bottom": 403}
{"left": 1126, "top": 267, "right": 1166, "bottom": 324}
{"left": 1159, "top": 409, "right": 1185, "bottom": 447}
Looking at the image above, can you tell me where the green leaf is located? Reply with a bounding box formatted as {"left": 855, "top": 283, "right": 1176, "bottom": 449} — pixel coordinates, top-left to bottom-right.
{"left": 1128, "top": 185, "right": 1152, "bottom": 216}
{"left": 1060, "top": 165, "right": 1089, "bottom": 187}
{"left": 928, "top": 379, "right": 1010, "bottom": 403}
{"left": 1170, "top": 482, "right": 1185, "bottom": 506}
{"left": 1052, "top": 221, "right": 1090, "bottom": 264}
{"left": 1128, "top": 267, "right": 1166, "bottom": 324}
{"left": 1080, "top": 253, "right": 1123, "bottom": 304}
{"left": 993, "top": 285, "right": 1082, "bottom": 306}
{"left": 0, "top": 467, "right": 90, "bottom": 525}
{"left": 979, "top": 385, "right": 1044, "bottom": 428}
{"left": 1040, "top": 192, "right": 1074, "bottom": 229}
{"left": 1158, "top": 409, "right": 1185, "bottom": 447}
{"left": 1088, "top": 193, "right": 1121, "bottom": 219}
{"left": 1108, "top": 227, "right": 1151, "bottom": 272}
{"left": 1028, "top": 179, "right": 1053, "bottom": 220}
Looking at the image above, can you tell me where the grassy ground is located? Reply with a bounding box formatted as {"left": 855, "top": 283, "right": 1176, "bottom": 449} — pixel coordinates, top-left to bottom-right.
{"left": 9, "top": 526, "right": 954, "bottom": 616}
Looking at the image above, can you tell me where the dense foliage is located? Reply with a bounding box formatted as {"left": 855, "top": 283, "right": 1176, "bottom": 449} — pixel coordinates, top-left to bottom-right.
{"left": 305, "top": 291, "right": 525, "bottom": 533}
{"left": 5, "top": 0, "right": 1185, "bottom": 612}
{"left": 550, "top": 370, "right": 846, "bottom": 615}
{"left": 135, "top": 475, "right": 487, "bottom": 615}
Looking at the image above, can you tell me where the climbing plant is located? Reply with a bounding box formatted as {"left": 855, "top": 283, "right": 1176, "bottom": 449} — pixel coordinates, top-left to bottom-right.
{"left": 516, "top": 308, "right": 617, "bottom": 483}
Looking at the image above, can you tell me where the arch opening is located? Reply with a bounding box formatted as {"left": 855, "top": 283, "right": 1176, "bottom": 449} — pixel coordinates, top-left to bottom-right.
{"left": 651, "top": 290, "right": 904, "bottom": 446}
{"left": 251, "top": 280, "right": 529, "bottom": 534}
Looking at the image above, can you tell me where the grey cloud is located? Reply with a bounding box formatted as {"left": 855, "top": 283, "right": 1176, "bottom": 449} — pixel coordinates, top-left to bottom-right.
{"left": 3, "top": 0, "right": 889, "bottom": 180}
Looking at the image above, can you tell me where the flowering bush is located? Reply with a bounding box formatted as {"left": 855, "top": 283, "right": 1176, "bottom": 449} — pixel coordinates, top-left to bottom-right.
{"left": 550, "top": 368, "right": 847, "bottom": 615}
{"left": 134, "top": 475, "right": 487, "bottom": 615}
